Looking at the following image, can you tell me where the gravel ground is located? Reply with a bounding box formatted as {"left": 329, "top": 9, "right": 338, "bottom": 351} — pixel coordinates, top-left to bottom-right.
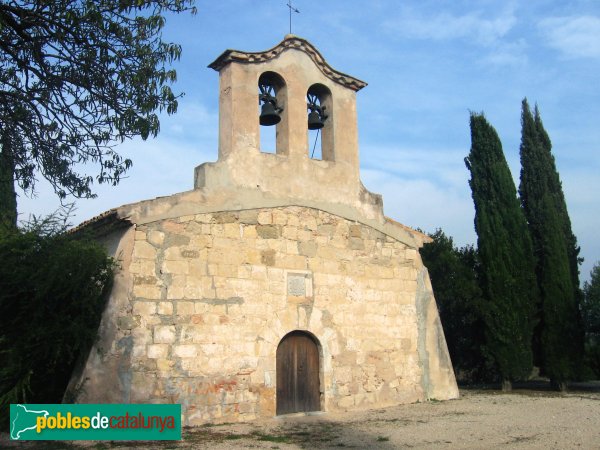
{"left": 3, "top": 385, "right": 600, "bottom": 449}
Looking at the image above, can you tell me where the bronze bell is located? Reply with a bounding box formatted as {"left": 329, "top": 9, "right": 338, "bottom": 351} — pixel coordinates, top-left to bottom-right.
{"left": 260, "top": 101, "right": 281, "bottom": 126}
{"left": 308, "top": 110, "right": 325, "bottom": 130}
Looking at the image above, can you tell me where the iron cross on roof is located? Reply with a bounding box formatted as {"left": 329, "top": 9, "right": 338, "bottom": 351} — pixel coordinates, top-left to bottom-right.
{"left": 287, "top": 0, "right": 300, "bottom": 34}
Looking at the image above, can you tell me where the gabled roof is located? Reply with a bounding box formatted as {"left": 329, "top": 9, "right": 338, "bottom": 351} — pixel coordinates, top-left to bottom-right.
{"left": 208, "top": 35, "right": 367, "bottom": 92}
{"left": 69, "top": 208, "right": 131, "bottom": 237}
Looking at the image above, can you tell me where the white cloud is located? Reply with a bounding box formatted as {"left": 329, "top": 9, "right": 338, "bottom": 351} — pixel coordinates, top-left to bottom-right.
{"left": 162, "top": 102, "right": 218, "bottom": 142}
{"left": 362, "top": 167, "right": 476, "bottom": 248}
{"left": 362, "top": 145, "right": 469, "bottom": 189}
{"left": 539, "top": 15, "right": 600, "bottom": 59}
{"left": 360, "top": 143, "right": 476, "bottom": 247}
{"left": 483, "top": 39, "right": 528, "bottom": 66}
{"left": 384, "top": 7, "right": 516, "bottom": 46}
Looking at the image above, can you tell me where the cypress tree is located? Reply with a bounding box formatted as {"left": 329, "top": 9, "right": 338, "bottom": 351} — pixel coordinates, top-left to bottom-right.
{"left": 465, "top": 112, "right": 539, "bottom": 390}
{"left": 519, "top": 99, "right": 584, "bottom": 389}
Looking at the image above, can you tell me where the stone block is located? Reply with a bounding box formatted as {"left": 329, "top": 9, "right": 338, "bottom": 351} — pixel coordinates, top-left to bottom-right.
{"left": 261, "top": 249, "right": 276, "bottom": 266}
{"left": 189, "top": 260, "right": 208, "bottom": 278}
{"left": 348, "top": 237, "right": 365, "bottom": 250}
{"left": 178, "top": 214, "right": 195, "bottom": 223}
{"left": 128, "top": 259, "right": 156, "bottom": 275}
{"left": 405, "top": 248, "right": 417, "bottom": 260}
{"left": 133, "top": 284, "right": 162, "bottom": 300}
{"left": 200, "top": 343, "right": 222, "bottom": 355}
{"left": 157, "top": 302, "right": 174, "bottom": 315}
{"left": 279, "top": 254, "right": 306, "bottom": 269}
{"left": 154, "top": 325, "right": 176, "bottom": 344}
{"left": 256, "top": 225, "right": 279, "bottom": 239}
{"left": 272, "top": 210, "right": 288, "bottom": 225}
{"left": 132, "top": 301, "right": 157, "bottom": 316}
{"left": 177, "top": 301, "right": 195, "bottom": 315}
{"left": 242, "top": 225, "right": 257, "bottom": 238}
{"left": 216, "top": 264, "right": 238, "bottom": 278}
{"left": 281, "top": 226, "right": 297, "bottom": 240}
{"left": 349, "top": 224, "right": 362, "bottom": 238}
{"left": 133, "top": 275, "right": 160, "bottom": 285}
{"left": 132, "top": 344, "right": 146, "bottom": 357}
{"left": 162, "top": 260, "right": 189, "bottom": 275}
{"left": 117, "top": 315, "right": 141, "bottom": 330}
{"left": 316, "top": 246, "right": 337, "bottom": 260}
{"left": 297, "top": 229, "right": 313, "bottom": 241}
{"left": 251, "top": 265, "right": 267, "bottom": 280}
{"left": 285, "top": 240, "right": 299, "bottom": 255}
{"left": 156, "top": 358, "right": 175, "bottom": 372}
{"left": 164, "top": 233, "right": 190, "bottom": 248}
{"left": 298, "top": 241, "right": 318, "bottom": 257}
{"left": 163, "top": 247, "right": 183, "bottom": 261}
{"left": 301, "top": 215, "right": 318, "bottom": 231}
{"left": 239, "top": 210, "right": 259, "bottom": 224}
{"left": 147, "top": 230, "right": 165, "bottom": 247}
{"left": 133, "top": 241, "right": 157, "bottom": 259}
{"left": 147, "top": 344, "right": 169, "bottom": 359}
{"left": 257, "top": 211, "right": 272, "bottom": 225}
{"left": 174, "top": 344, "right": 197, "bottom": 358}
{"left": 213, "top": 212, "right": 238, "bottom": 224}
{"left": 237, "top": 264, "right": 252, "bottom": 279}
{"left": 166, "top": 285, "right": 185, "bottom": 300}
{"left": 223, "top": 223, "right": 241, "bottom": 239}
{"left": 317, "top": 224, "right": 335, "bottom": 237}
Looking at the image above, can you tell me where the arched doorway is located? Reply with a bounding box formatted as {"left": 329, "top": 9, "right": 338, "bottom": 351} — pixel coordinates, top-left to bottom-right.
{"left": 276, "top": 331, "right": 320, "bottom": 415}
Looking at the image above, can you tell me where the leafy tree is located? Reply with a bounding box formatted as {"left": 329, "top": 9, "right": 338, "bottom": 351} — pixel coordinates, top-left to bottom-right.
{"left": 582, "top": 263, "right": 600, "bottom": 377}
{"left": 421, "top": 229, "right": 488, "bottom": 382}
{"left": 0, "top": 0, "right": 196, "bottom": 229}
{"left": 0, "top": 130, "right": 19, "bottom": 229}
{"left": 583, "top": 263, "right": 600, "bottom": 339}
{"left": 465, "top": 112, "right": 539, "bottom": 390}
{"left": 519, "top": 99, "right": 584, "bottom": 389}
{"left": 0, "top": 211, "right": 114, "bottom": 430}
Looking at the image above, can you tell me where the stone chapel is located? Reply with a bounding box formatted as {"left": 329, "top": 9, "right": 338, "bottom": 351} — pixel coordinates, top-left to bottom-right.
{"left": 68, "top": 35, "right": 459, "bottom": 425}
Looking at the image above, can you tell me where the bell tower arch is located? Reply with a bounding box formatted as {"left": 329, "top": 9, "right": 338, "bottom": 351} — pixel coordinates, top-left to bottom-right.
{"left": 194, "top": 35, "right": 384, "bottom": 221}
{"left": 258, "top": 71, "right": 287, "bottom": 155}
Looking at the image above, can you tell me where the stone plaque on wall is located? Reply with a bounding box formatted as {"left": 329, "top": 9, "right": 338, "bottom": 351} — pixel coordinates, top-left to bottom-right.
{"left": 288, "top": 274, "right": 306, "bottom": 296}
{"left": 286, "top": 271, "right": 313, "bottom": 297}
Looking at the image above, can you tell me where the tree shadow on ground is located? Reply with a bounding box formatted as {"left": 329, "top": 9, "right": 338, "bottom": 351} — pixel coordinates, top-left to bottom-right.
{"left": 1, "top": 413, "right": 400, "bottom": 449}
{"left": 460, "top": 379, "right": 600, "bottom": 394}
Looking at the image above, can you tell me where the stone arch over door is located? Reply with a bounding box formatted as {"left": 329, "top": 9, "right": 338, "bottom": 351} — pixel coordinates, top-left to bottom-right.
{"left": 276, "top": 330, "right": 321, "bottom": 415}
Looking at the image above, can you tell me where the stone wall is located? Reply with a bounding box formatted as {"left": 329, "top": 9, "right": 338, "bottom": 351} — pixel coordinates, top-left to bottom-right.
{"left": 73, "top": 205, "right": 457, "bottom": 425}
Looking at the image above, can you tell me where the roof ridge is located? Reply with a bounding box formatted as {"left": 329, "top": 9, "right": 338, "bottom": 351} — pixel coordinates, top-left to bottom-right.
{"left": 208, "top": 35, "right": 367, "bottom": 92}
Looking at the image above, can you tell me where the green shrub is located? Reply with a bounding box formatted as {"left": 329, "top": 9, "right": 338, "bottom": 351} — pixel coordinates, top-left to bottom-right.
{"left": 0, "top": 225, "right": 114, "bottom": 429}
{"left": 583, "top": 343, "right": 600, "bottom": 379}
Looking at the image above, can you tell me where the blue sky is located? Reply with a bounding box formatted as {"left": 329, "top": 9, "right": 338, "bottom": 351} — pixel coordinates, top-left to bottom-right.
{"left": 19, "top": 0, "right": 600, "bottom": 283}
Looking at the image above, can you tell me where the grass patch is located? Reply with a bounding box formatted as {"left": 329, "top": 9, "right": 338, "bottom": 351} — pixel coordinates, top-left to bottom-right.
{"left": 377, "top": 436, "right": 390, "bottom": 442}
{"left": 291, "top": 431, "right": 311, "bottom": 436}
{"left": 255, "top": 433, "right": 293, "bottom": 443}
{"left": 224, "top": 433, "right": 247, "bottom": 440}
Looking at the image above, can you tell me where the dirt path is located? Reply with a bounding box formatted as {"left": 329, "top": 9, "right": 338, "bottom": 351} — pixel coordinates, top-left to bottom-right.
{"left": 4, "top": 388, "right": 600, "bottom": 449}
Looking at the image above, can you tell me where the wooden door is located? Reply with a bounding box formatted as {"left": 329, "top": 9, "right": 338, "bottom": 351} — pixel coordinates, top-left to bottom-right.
{"left": 276, "top": 331, "right": 320, "bottom": 415}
